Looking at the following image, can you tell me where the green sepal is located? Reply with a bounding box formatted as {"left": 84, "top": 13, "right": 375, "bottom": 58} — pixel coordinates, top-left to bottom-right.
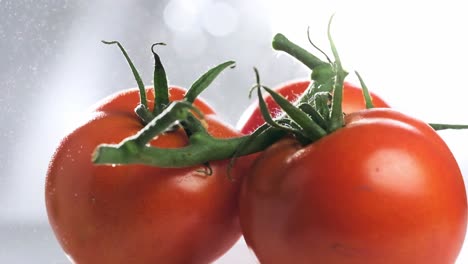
{"left": 185, "top": 61, "right": 236, "bottom": 103}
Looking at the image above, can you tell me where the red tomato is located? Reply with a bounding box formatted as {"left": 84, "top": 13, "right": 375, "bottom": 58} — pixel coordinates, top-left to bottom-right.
{"left": 46, "top": 86, "right": 250, "bottom": 264}
{"left": 239, "top": 108, "right": 467, "bottom": 264}
{"left": 236, "top": 80, "right": 390, "bottom": 134}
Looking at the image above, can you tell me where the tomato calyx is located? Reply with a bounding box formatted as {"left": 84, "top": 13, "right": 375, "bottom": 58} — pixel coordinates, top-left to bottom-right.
{"left": 93, "top": 41, "right": 286, "bottom": 167}
{"left": 102, "top": 40, "right": 154, "bottom": 123}
{"left": 250, "top": 68, "right": 326, "bottom": 143}
{"left": 102, "top": 40, "right": 235, "bottom": 125}
{"left": 151, "top": 42, "right": 170, "bottom": 116}
{"left": 248, "top": 16, "right": 349, "bottom": 146}
{"left": 93, "top": 100, "right": 286, "bottom": 167}
{"left": 94, "top": 17, "right": 468, "bottom": 169}
{"left": 272, "top": 18, "right": 468, "bottom": 133}
{"left": 248, "top": 15, "right": 468, "bottom": 150}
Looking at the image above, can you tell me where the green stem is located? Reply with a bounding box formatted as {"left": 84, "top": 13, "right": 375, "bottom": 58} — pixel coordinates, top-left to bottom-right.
{"left": 134, "top": 101, "right": 202, "bottom": 146}
{"left": 95, "top": 102, "right": 199, "bottom": 166}
{"left": 429, "top": 123, "right": 468, "bottom": 131}
{"left": 93, "top": 127, "right": 285, "bottom": 167}
{"left": 135, "top": 104, "right": 156, "bottom": 124}
{"left": 272, "top": 33, "right": 328, "bottom": 70}
{"left": 229, "top": 123, "right": 270, "bottom": 163}
{"left": 93, "top": 97, "right": 286, "bottom": 167}
{"left": 102, "top": 40, "right": 153, "bottom": 122}
{"left": 227, "top": 123, "right": 272, "bottom": 179}
{"left": 151, "top": 43, "right": 170, "bottom": 116}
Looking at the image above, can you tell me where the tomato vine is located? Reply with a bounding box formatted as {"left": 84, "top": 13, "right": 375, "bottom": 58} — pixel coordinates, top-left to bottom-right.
{"left": 94, "top": 16, "right": 468, "bottom": 168}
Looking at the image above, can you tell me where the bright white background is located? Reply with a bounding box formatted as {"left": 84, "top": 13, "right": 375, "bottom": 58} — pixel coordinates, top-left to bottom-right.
{"left": 1, "top": 0, "right": 468, "bottom": 263}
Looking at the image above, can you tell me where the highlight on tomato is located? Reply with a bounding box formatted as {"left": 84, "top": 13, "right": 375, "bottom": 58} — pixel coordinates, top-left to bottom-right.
{"left": 45, "top": 41, "right": 251, "bottom": 264}
{"left": 238, "top": 18, "right": 468, "bottom": 264}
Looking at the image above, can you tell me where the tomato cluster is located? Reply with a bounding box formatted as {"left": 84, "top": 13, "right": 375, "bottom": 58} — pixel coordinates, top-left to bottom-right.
{"left": 45, "top": 24, "right": 467, "bottom": 264}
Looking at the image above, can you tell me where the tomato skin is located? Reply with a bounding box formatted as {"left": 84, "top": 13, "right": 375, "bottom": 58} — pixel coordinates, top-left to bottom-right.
{"left": 236, "top": 80, "right": 390, "bottom": 134}
{"left": 239, "top": 108, "right": 467, "bottom": 264}
{"left": 46, "top": 87, "right": 250, "bottom": 264}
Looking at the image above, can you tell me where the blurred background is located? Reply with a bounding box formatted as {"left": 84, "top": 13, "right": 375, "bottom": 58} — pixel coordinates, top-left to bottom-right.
{"left": 1, "top": 0, "right": 468, "bottom": 263}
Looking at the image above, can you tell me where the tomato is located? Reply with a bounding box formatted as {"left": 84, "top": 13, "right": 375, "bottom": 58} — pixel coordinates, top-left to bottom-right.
{"left": 239, "top": 108, "right": 467, "bottom": 264}
{"left": 46, "top": 86, "right": 250, "bottom": 264}
{"left": 236, "top": 80, "right": 390, "bottom": 134}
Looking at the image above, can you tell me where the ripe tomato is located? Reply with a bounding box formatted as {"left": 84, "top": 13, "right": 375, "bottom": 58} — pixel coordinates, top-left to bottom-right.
{"left": 239, "top": 108, "right": 467, "bottom": 264}
{"left": 236, "top": 80, "right": 390, "bottom": 134}
{"left": 46, "top": 87, "right": 250, "bottom": 264}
